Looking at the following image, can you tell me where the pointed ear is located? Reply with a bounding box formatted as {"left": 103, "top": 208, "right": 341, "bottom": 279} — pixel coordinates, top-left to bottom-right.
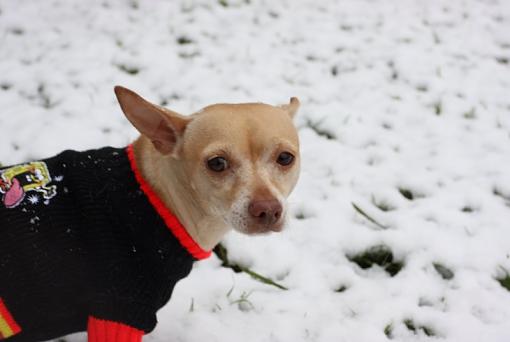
{"left": 114, "top": 86, "right": 191, "bottom": 156}
{"left": 280, "top": 97, "right": 300, "bottom": 119}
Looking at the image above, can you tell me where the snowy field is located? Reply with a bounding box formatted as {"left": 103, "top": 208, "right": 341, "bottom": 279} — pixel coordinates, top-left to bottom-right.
{"left": 1, "top": 0, "right": 510, "bottom": 341}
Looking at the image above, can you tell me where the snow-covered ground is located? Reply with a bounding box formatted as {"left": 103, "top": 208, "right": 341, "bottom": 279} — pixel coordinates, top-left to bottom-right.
{"left": 1, "top": 0, "right": 510, "bottom": 341}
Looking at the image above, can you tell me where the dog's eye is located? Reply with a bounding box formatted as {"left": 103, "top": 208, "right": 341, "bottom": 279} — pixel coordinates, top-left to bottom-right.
{"left": 207, "top": 156, "right": 228, "bottom": 172}
{"left": 277, "top": 152, "right": 294, "bottom": 166}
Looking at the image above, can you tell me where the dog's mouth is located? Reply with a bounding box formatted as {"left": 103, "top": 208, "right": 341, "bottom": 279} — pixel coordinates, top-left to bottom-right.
{"left": 244, "top": 220, "right": 285, "bottom": 235}
{"left": 229, "top": 219, "right": 285, "bottom": 236}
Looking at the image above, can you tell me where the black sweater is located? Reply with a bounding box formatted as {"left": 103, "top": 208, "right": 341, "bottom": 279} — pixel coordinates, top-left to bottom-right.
{"left": 0, "top": 145, "right": 210, "bottom": 342}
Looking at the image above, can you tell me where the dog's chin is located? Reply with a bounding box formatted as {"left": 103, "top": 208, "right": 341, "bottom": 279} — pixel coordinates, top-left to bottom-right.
{"left": 235, "top": 220, "right": 285, "bottom": 236}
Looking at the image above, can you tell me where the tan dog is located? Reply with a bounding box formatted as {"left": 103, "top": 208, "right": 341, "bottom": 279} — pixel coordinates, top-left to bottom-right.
{"left": 114, "top": 86, "right": 301, "bottom": 251}
{"left": 0, "top": 87, "right": 300, "bottom": 342}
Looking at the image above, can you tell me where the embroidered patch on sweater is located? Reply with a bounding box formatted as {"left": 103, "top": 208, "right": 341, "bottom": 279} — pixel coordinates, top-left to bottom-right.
{"left": 0, "top": 298, "right": 21, "bottom": 339}
{"left": 0, "top": 161, "right": 58, "bottom": 208}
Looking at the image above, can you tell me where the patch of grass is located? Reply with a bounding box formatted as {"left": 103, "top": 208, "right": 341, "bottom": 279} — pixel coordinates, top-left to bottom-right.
{"left": 230, "top": 291, "right": 255, "bottom": 311}
{"left": 433, "top": 101, "right": 442, "bottom": 115}
{"left": 352, "top": 202, "right": 388, "bottom": 229}
{"left": 331, "top": 65, "right": 338, "bottom": 76}
{"left": 159, "top": 93, "right": 181, "bottom": 106}
{"left": 386, "top": 60, "right": 398, "bottom": 80}
{"left": 404, "top": 319, "right": 436, "bottom": 337}
{"left": 461, "top": 206, "right": 475, "bottom": 213}
{"left": 177, "top": 36, "right": 194, "bottom": 45}
{"left": 416, "top": 84, "right": 428, "bottom": 92}
{"left": 178, "top": 51, "right": 200, "bottom": 59}
{"left": 36, "top": 84, "right": 58, "bottom": 109}
{"left": 433, "top": 31, "right": 441, "bottom": 44}
{"left": 10, "top": 27, "right": 24, "bottom": 35}
{"left": 496, "top": 271, "right": 510, "bottom": 292}
{"left": 433, "top": 263, "right": 454, "bottom": 280}
{"left": 305, "top": 118, "right": 336, "bottom": 140}
{"left": 335, "top": 285, "right": 348, "bottom": 293}
{"left": 189, "top": 298, "right": 194, "bottom": 312}
{"left": 268, "top": 11, "right": 279, "bottom": 18}
{"left": 384, "top": 323, "right": 393, "bottom": 338}
{"left": 116, "top": 64, "right": 140, "bottom": 75}
{"left": 496, "top": 57, "right": 509, "bottom": 65}
{"left": 0, "top": 83, "right": 12, "bottom": 91}
{"left": 214, "top": 243, "right": 288, "bottom": 290}
{"left": 381, "top": 122, "right": 392, "bottom": 130}
{"left": 493, "top": 188, "right": 510, "bottom": 205}
{"left": 398, "top": 187, "right": 414, "bottom": 200}
{"left": 129, "top": 0, "right": 139, "bottom": 9}
{"left": 348, "top": 245, "right": 403, "bottom": 277}
{"left": 463, "top": 107, "right": 476, "bottom": 119}
{"left": 385, "top": 261, "right": 405, "bottom": 277}
{"left": 371, "top": 196, "right": 395, "bottom": 212}
{"left": 294, "top": 210, "right": 309, "bottom": 220}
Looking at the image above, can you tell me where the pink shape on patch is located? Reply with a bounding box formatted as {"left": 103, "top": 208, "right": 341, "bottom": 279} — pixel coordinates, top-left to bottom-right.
{"left": 3, "top": 178, "right": 25, "bottom": 208}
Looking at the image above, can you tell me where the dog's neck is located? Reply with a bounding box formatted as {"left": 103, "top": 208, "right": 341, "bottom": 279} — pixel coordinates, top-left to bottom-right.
{"left": 132, "top": 137, "right": 230, "bottom": 251}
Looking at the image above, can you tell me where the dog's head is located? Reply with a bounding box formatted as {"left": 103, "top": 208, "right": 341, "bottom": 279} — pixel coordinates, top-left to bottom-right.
{"left": 115, "top": 86, "right": 300, "bottom": 235}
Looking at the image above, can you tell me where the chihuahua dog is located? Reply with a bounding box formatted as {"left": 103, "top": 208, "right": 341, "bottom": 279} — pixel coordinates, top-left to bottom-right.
{"left": 0, "top": 86, "right": 300, "bottom": 342}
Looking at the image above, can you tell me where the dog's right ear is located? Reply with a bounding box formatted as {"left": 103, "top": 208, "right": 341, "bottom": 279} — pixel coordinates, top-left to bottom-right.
{"left": 280, "top": 97, "right": 300, "bottom": 119}
{"left": 114, "top": 86, "right": 191, "bottom": 156}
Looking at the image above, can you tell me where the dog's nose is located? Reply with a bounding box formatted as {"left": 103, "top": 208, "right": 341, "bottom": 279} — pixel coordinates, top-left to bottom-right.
{"left": 248, "top": 199, "right": 282, "bottom": 225}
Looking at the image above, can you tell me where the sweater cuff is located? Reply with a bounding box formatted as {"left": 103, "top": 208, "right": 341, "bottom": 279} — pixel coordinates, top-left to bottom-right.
{"left": 88, "top": 316, "right": 144, "bottom": 342}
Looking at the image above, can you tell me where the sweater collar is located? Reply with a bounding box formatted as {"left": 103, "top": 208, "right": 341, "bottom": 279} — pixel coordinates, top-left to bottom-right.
{"left": 126, "top": 144, "right": 211, "bottom": 260}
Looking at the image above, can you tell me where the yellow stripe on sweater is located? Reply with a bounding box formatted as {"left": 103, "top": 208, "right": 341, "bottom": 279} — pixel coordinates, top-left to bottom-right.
{"left": 0, "top": 314, "right": 14, "bottom": 339}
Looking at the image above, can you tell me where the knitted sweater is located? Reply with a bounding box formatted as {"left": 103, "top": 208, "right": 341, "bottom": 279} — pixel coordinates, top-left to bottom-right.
{"left": 0, "top": 145, "right": 211, "bottom": 342}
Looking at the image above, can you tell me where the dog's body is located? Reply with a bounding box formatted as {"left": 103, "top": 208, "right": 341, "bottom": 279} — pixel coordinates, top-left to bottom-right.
{"left": 0, "top": 87, "right": 300, "bottom": 342}
{"left": 0, "top": 145, "right": 203, "bottom": 342}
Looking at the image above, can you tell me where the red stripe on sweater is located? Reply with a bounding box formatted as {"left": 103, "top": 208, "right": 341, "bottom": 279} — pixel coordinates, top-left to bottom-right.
{"left": 88, "top": 317, "right": 143, "bottom": 342}
{"left": 126, "top": 144, "right": 211, "bottom": 260}
{"left": 0, "top": 298, "right": 21, "bottom": 336}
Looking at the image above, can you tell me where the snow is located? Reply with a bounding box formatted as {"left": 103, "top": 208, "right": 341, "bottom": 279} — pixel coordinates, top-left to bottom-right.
{"left": 1, "top": 0, "right": 510, "bottom": 341}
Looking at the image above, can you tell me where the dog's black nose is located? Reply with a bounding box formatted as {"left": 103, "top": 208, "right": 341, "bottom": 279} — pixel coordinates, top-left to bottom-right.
{"left": 248, "top": 199, "right": 282, "bottom": 226}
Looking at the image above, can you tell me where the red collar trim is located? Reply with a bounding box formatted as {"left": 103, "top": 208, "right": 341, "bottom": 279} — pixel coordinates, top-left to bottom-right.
{"left": 126, "top": 144, "right": 211, "bottom": 260}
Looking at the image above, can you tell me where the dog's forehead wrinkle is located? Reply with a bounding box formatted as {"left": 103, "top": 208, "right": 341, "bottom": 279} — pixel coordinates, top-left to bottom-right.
{"left": 185, "top": 105, "right": 297, "bottom": 160}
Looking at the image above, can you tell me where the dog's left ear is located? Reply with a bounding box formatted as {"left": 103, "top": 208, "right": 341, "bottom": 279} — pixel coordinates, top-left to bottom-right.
{"left": 114, "top": 86, "right": 191, "bottom": 156}
{"left": 280, "top": 97, "right": 300, "bottom": 119}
